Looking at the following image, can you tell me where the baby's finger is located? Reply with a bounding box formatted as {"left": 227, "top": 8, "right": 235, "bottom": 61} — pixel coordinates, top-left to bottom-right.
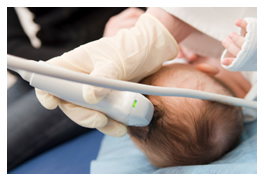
{"left": 222, "top": 58, "right": 235, "bottom": 66}
{"left": 228, "top": 32, "right": 245, "bottom": 48}
{"left": 235, "top": 19, "right": 248, "bottom": 31}
{"left": 222, "top": 38, "right": 241, "bottom": 57}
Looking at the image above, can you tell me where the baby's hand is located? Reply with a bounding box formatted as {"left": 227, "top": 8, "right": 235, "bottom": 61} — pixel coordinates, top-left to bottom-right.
{"left": 221, "top": 19, "right": 248, "bottom": 66}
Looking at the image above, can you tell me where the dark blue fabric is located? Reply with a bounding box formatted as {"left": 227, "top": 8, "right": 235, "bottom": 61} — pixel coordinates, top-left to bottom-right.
{"left": 8, "top": 129, "right": 104, "bottom": 174}
{"left": 7, "top": 77, "right": 91, "bottom": 172}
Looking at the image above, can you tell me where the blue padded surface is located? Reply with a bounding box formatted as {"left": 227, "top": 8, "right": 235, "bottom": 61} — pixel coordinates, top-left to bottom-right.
{"left": 8, "top": 129, "right": 104, "bottom": 174}
{"left": 91, "top": 121, "right": 257, "bottom": 174}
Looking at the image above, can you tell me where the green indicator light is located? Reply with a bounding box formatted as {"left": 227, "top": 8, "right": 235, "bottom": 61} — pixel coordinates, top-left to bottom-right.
{"left": 133, "top": 100, "right": 137, "bottom": 108}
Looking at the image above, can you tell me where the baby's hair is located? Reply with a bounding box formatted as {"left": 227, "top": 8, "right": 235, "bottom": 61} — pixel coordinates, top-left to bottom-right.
{"left": 128, "top": 98, "right": 243, "bottom": 167}
{"left": 128, "top": 64, "right": 244, "bottom": 167}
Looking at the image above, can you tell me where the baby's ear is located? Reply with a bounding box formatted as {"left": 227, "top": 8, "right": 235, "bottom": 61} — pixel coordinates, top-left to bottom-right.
{"left": 195, "top": 63, "right": 220, "bottom": 76}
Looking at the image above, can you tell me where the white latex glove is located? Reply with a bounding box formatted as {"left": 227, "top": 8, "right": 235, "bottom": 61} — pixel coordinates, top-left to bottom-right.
{"left": 36, "top": 13, "right": 179, "bottom": 137}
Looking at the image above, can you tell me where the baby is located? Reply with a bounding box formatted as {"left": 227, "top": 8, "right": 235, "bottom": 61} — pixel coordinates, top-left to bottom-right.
{"left": 127, "top": 18, "right": 256, "bottom": 167}
{"left": 127, "top": 62, "right": 245, "bottom": 167}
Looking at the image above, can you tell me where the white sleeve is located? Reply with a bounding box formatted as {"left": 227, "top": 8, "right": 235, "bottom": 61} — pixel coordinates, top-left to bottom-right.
{"left": 159, "top": 7, "right": 257, "bottom": 58}
{"left": 221, "top": 18, "right": 257, "bottom": 71}
{"left": 221, "top": 17, "right": 257, "bottom": 122}
{"left": 240, "top": 71, "right": 257, "bottom": 122}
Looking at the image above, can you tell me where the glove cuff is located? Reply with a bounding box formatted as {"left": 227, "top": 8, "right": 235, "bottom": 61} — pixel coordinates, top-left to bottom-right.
{"left": 137, "top": 13, "right": 179, "bottom": 60}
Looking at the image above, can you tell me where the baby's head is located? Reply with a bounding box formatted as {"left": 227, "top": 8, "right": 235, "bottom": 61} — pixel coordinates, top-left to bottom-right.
{"left": 128, "top": 63, "right": 243, "bottom": 167}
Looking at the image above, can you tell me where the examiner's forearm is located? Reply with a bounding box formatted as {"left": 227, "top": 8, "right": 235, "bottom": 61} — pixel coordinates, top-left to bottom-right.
{"left": 146, "top": 7, "right": 195, "bottom": 43}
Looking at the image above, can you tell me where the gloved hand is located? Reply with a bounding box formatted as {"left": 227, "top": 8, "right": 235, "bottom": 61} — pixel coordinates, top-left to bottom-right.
{"left": 36, "top": 13, "right": 179, "bottom": 137}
